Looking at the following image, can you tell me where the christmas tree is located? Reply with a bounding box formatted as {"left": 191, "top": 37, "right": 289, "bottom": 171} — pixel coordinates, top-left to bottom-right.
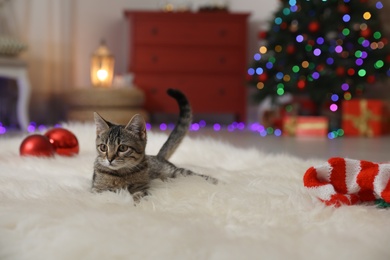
{"left": 248, "top": 0, "right": 390, "bottom": 112}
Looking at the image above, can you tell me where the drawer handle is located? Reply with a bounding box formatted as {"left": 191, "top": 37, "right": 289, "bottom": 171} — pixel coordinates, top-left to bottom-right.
{"left": 219, "top": 57, "right": 226, "bottom": 64}
{"left": 219, "top": 29, "right": 227, "bottom": 37}
{"left": 151, "top": 27, "right": 159, "bottom": 35}
{"left": 151, "top": 55, "right": 159, "bottom": 63}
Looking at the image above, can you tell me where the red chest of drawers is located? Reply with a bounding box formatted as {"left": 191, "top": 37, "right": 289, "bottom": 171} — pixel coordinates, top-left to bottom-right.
{"left": 124, "top": 11, "right": 249, "bottom": 122}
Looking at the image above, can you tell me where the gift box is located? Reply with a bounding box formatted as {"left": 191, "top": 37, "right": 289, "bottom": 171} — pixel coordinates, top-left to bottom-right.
{"left": 342, "top": 99, "right": 389, "bottom": 137}
{"left": 283, "top": 116, "right": 329, "bottom": 137}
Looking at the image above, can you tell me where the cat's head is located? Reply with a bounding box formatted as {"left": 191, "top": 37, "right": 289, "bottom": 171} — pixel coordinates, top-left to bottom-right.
{"left": 93, "top": 112, "right": 147, "bottom": 169}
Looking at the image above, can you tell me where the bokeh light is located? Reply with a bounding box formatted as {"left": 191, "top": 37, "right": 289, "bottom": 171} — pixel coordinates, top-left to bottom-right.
{"left": 330, "top": 104, "right": 338, "bottom": 112}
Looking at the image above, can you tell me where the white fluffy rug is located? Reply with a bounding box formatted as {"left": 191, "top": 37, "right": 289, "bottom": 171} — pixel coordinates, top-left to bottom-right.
{"left": 1, "top": 123, "right": 390, "bottom": 260}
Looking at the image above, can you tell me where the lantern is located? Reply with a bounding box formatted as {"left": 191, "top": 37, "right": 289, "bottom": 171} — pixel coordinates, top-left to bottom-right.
{"left": 90, "top": 40, "right": 115, "bottom": 87}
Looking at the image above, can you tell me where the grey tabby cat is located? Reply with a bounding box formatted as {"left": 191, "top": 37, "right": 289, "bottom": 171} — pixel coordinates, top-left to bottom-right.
{"left": 91, "top": 89, "right": 217, "bottom": 202}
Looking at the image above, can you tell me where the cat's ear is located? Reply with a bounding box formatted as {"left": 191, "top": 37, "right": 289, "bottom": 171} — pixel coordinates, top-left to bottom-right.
{"left": 94, "top": 112, "right": 110, "bottom": 135}
{"left": 126, "top": 114, "right": 147, "bottom": 140}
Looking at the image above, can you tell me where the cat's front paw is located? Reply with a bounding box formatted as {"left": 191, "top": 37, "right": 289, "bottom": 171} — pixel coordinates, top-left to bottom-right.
{"left": 132, "top": 190, "right": 149, "bottom": 203}
{"left": 91, "top": 187, "right": 103, "bottom": 193}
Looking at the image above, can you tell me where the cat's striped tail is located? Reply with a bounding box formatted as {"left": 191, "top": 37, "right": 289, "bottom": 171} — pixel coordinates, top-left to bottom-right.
{"left": 157, "top": 89, "right": 192, "bottom": 160}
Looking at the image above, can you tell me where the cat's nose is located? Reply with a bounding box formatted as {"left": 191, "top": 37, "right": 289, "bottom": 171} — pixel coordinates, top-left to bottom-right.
{"left": 107, "top": 156, "right": 115, "bottom": 163}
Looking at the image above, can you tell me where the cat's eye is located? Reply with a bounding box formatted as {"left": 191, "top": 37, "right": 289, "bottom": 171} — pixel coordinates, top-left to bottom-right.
{"left": 99, "top": 144, "right": 107, "bottom": 152}
{"left": 118, "top": 145, "right": 130, "bottom": 152}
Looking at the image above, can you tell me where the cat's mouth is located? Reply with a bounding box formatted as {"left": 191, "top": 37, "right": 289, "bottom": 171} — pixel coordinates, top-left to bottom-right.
{"left": 102, "top": 159, "right": 122, "bottom": 169}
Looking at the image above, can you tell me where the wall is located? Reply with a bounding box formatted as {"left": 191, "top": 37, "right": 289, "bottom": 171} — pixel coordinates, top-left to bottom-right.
{"left": 73, "top": 0, "right": 277, "bottom": 88}
{"left": 6, "top": 0, "right": 277, "bottom": 124}
{"left": 9, "top": 0, "right": 75, "bottom": 123}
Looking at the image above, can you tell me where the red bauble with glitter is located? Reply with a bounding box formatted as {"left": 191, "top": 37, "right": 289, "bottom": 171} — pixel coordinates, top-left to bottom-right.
{"left": 44, "top": 128, "right": 79, "bottom": 156}
{"left": 308, "top": 21, "right": 320, "bottom": 33}
{"left": 20, "top": 134, "right": 55, "bottom": 157}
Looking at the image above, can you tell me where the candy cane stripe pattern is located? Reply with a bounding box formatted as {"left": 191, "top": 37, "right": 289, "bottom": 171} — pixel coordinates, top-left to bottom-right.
{"left": 303, "top": 157, "right": 390, "bottom": 206}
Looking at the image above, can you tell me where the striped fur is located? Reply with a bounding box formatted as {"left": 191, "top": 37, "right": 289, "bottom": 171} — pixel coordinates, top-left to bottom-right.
{"left": 303, "top": 157, "right": 390, "bottom": 206}
{"left": 91, "top": 89, "right": 217, "bottom": 203}
{"left": 157, "top": 89, "right": 192, "bottom": 160}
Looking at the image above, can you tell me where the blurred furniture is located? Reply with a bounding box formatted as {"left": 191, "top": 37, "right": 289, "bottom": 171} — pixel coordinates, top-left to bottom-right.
{"left": 124, "top": 11, "right": 249, "bottom": 122}
{"left": 65, "top": 87, "right": 148, "bottom": 125}
{"left": 0, "top": 57, "right": 30, "bottom": 130}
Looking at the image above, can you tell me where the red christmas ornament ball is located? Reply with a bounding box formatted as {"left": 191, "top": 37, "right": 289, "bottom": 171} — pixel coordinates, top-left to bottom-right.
{"left": 367, "top": 75, "right": 376, "bottom": 84}
{"left": 286, "top": 45, "right": 296, "bottom": 54}
{"left": 258, "top": 31, "right": 268, "bottom": 39}
{"left": 360, "top": 28, "right": 371, "bottom": 38}
{"left": 44, "top": 128, "right": 79, "bottom": 156}
{"left": 308, "top": 21, "right": 320, "bottom": 33}
{"left": 258, "top": 73, "right": 268, "bottom": 82}
{"left": 297, "top": 80, "right": 306, "bottom": 89}
{"left": 316, "top": 64, "right": 325, "bottom": 72}
{"left": 20, "top": 134, "right": 55, "bottom": 157}
{"left": 336, "top": 67, "right": 346, "bottom": 76}
{"left": 280, "top": 22, "right": 288, "bottom": 30}
{"left": 338, "top": 4, "right": 349, "bottom": 14}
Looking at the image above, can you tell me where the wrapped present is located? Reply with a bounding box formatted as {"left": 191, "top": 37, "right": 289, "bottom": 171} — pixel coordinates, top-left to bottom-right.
{"left": 342, "top": 99, "right": 388, "bottom": 137}
{"left": 283, "top": 116, "right": 329, "bottom": 137}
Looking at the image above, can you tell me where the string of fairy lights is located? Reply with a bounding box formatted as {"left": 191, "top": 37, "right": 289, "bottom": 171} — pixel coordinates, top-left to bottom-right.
{"left": 0, "top": 120, "right": 344, "bottom": 140}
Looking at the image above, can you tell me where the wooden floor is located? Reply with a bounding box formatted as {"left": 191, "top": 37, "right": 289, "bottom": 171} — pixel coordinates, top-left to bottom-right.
{"left": 187, "top": 128, "right": 390, "bottom": 162}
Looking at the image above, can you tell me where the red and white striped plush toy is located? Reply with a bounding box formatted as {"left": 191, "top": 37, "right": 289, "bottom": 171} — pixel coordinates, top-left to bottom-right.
{"left": 303, "top": 157, "right": 390, "bottom": 207}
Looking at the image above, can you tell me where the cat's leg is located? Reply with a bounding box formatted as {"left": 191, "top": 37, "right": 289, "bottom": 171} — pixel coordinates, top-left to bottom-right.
{"left": 148, "top": 156, "right": 218, "bottom": 184}
{"left": 91, "top": 173, "right": 111, "bottom": 193}
{"left": 128, "top": 183, "right": 150, "bottom": 203}
{"left": 131, "top": 190, "right": 149, "bottom": 203}
{"left": 91, "top": 172, "right": 127, "bottom": 193}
